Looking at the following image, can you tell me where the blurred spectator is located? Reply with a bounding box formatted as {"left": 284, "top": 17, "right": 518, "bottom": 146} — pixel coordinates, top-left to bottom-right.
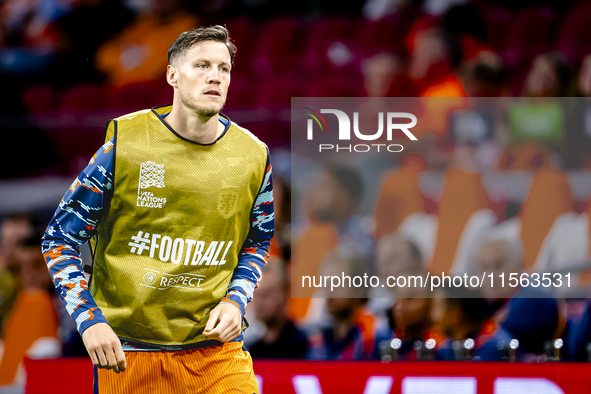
{"left": 0, "top": 0, "right": 70, "bottom": 72}
{"left": 422, "top": 0, "right": 468, "bottom": 16}
{"left": 0, "top": 230, "right": 60, "bottom": 390}
{"left": 407, "top": 23, "right": 469, "bottom": 141}
{"left": 0, "top": 213, "right": 37, "bottom": 277}
{"left": 0, "top": 213, "right": 40, "bottom": 334}
{"left": 373, "top": 284, "right": 433, "bottom": 361}
{"left": 476, "top": 234, "right": 522, "bottom": 304}
{"left": 523, "top": 52, "right": 572, "bottom": 97}
{"left": 304, "top": 165, "right": 373, "bottom": 259}
{"left": 95, "top": 0, "right": 198, "bottom": 87}
{"left": 361, "top": 51, "right": 398, "bottom": 97}
{"left": 439, "top": 4, "right": 486, "bottom": 50}
{"left": 270, "top": 176, "right": 291, "bottom": 260}
{"left": 376, "top": 234, "right": 423, "bottom": 279}
{"left": 567, "top": 300, "right": 591, "bottom": 361}
{"left": 48, "top": 0, "right": 135, "bottom": 87}
{"left": 0, "top": 271, "right": 16, "bottom": 336}
{"left": 460, "top": 56, "right": 508, "bottom": 97}
{"left": 306, "top": 250, "right": 377, "bottom": 360}
{"left": 577, "top": 53, "right": 591, "bottom": 97}
{"left": 409, "top": 27, "right": 464, "bottom": 97}
{"left": 362, "top": 0, "right": 405, "bottom": 21}
{"left": 245, "top": 257, "right": 308, "bottom": 359}
{"left": 0, "top": 0, "right": 73, "bottom": 114}
{"left": 367, "top": 234, "right": 423, "bottom": 315}
{"left": 361, "top": 51, "right": 413, "bottom": 97}
{"left": 14, "top": 229, "right": 53, "bottom": 294}
{"left": 430, "top": 287, "right": 492, "bottom": 360}
{"left": 290, "top": 165, "right": 373, "bottom": 323}
{"left": 478, "top": 289, "right": 562, "bottom": 361}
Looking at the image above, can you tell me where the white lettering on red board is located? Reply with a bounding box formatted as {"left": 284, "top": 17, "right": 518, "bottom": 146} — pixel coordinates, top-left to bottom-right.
{"left": 253, "top": 375, "right": 566, "bottom": 394}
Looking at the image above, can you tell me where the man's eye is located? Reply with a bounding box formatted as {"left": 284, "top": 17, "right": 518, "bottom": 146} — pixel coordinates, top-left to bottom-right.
{"left": 197, "top": 64, "right": 207, "bottom": 68}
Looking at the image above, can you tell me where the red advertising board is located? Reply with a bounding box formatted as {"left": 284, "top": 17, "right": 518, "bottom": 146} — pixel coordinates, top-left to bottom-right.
{"left": 253, "top": 361, "right": 591, "bottom": 394}
{"left": 24, "top": 358, "right": 591, "bottom": 394}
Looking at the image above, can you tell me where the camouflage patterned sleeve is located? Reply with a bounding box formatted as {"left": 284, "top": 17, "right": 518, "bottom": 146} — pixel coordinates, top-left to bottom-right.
{"left": 221, "top": 152, "right": 274, "bottom": 316}
{"left": 41, "top": 138, "right": 114, "bottom": 336}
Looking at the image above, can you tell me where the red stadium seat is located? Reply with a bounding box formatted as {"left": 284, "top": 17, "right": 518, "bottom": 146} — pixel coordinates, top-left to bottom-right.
{"left": 225, "top": 17, "right": 259, "bottom": 74}
{"left": 243, "top": 120, "right": 290, "bottom": 148}
{"left": 357, "top": 15, "right": 412, "bottom": 57}
{"left": 153, "top": 84, "right": 174, "bottom": 107}
{"left": 503, "top": 7, "right": 556, "bottom": 71}
{"left": 61, "top": 84, "right": 111, "bottom": 111}
{"left": 303, "top": 71, "right": 363, "bottom": 97}
{"left": 110, "top": 81, "right": 164, "bottom": 110}
{"left": 225, "top": 75, "right": 251, "bottom": 107}
{"left": 22, "top": 85, "right": 61, "bottom": 112}
{"left": 477, "top": 3, "right": 514, "bottom": 54}
{"left": 557, "top": 3, "right": 591, "bottom": 66}
{"left": 301, "top": 17, "right": 361, "bottom": 73}
{"left": 251, "top": 76, "right": 302, "bottom": 106}
{"left": 250, "top": 17, "right": 305, "bottom": 75}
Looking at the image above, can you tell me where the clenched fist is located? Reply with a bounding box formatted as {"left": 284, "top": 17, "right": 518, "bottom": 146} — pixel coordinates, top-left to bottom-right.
{"left": 82, "top": 322, "right": 127, "bottom": 373}
{"left": 203, "top": 303, "right": 243, "bottom": 343}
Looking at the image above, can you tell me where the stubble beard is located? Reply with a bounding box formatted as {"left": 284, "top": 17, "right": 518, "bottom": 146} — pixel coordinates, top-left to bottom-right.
{"left": 195, "top": 104, "right": 222, "bottom": 118}
{"left": 192, "top": 96, "right": 226, "bottom": 118}
{"left": 180, "top": 88, "right": 226, "bottom": 118}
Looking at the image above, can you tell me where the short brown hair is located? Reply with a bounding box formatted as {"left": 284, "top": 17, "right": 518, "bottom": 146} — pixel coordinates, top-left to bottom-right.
{"left": 168, "top": 25, "right": 237, "bottom": 66}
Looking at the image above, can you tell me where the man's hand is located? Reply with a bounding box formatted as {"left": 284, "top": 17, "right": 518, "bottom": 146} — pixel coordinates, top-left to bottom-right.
{"left": 203, "top": 303, "right": 242, "bottom": 342}
{"left": 81, "top": 322, "right": 127, "bottom": 373}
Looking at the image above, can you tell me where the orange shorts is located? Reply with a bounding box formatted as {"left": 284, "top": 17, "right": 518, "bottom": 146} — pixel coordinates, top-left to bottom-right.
{"left": 93, "top": 341, "right": 259, "bottom": 394}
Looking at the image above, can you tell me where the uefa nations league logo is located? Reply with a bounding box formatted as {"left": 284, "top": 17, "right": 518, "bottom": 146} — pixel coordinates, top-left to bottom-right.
{"left": 137, "top": 161, "right": 167, "bottom": 209}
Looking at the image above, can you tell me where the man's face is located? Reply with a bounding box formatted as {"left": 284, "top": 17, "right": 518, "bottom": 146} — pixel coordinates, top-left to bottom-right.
{"left": 525, "top": 56, "right": 557, "bottom": 97}
{"left": 394, "top": 297, "right": 430, "bottom": 328}
{"left": 430, "top": 296, "right": 456, "bottom": 338}
{"left": 393, "top": 285, "right": 431, "bottom": 336}
{"left": 0, "top": 219, "right": 32, "bottom": 270}
{"left": 307, "top": 172, "right": 351, "bottom": 223}
{"left": 376, "top": 237, "right": 416, "bottom": 279}
{"left": 578, "top": 55, "right": 591, "bottom": 97}
{"left": 16, "top": 246, "right": 52, "bottom": 290}
{"left": 326, "top": 297, "right": 361, "bottom": 320}
{"left": 477, "top": 239, "right": 516, "bottom": 299}
{"left": 170, "top": 40, "right": 231, "bottom": 117}
{"left": 252, "top": 272, "right": 287, "bottom": 324}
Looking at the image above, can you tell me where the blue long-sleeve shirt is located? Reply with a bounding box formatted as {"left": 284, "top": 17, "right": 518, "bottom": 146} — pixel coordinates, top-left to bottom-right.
{"left": 42, "top": 119, "right": 274, "bottom": 347}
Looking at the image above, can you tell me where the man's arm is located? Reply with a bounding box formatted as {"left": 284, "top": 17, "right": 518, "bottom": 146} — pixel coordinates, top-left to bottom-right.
{"left": 41, "top": 138, "right": 126, "bottom": 373}
{"left": 204, "top": 154, "right": 275, "bottom": 342}
{"left": 42, "top": 139, "right": 113, "bottom": 333}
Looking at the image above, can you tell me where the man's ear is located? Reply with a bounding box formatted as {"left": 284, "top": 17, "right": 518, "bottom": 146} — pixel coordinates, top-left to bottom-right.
{"left": 167, "top": 65, "right": 178, "bottom": 88}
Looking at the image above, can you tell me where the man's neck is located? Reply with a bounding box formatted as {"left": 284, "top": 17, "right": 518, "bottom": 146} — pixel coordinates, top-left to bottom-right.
{"left": 164, "top": 104, "right": 224, "bottom": 144}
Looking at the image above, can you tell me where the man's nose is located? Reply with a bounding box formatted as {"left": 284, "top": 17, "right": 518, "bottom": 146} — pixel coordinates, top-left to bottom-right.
{"left": 208, "top": 68, "right": 221, "bottom": 84}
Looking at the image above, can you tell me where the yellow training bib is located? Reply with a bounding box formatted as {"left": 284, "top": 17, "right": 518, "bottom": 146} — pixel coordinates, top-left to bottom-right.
{"left": 90, "top": 105, "right": 267, "bottom": 347}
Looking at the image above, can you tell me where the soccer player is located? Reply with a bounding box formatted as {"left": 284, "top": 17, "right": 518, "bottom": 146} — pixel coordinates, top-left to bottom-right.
{"left": 41, "top": 25, "right": 274, "bottom": 393}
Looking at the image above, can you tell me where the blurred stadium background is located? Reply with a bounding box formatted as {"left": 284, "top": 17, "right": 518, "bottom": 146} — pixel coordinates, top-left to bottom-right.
{"left": 2, "top": 0, "right": 591, "bottom": 392}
